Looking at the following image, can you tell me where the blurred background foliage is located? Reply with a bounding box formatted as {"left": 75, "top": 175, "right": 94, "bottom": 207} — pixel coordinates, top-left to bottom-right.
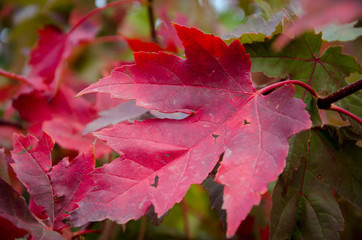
{"left": 0, "top": 0, "right": 361, "bottom": 239}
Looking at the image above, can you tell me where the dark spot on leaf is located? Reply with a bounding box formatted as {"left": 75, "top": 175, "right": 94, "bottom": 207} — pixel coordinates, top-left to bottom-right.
{"left": 54, "top": 195, "right": 64, "bottom": 202}
{"left": 17, "top": 146, "right": 32, "bottom": 155}
{"left": 48, "top": 167, "right": 52, "bottom": 173}
{"left": 17, "top": 149, "right": 27, "bottom": 155}
{"left": 62, "top": 217, "right": 70, "bottom": 224}
{"left": 243, "top": 120, "right": 250, "bottom": 125}
{"left": 212, "top": 134, "right": 219, "bottom": 143}
{"left": 150, "top": 175, "right": 159, "bottom": 188}
{"left": 165, "top": 154, "right": 170, "bottom": 158}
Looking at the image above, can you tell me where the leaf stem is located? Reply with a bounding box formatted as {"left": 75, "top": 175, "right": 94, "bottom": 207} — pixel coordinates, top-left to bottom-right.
{"left": 317, "top": 78, "right": 362, "bottom": 109}
{"left": 69, "top": 0, "right": 143, "bottom": 35}
{"left": 258, "top": 80, "right": 319, "bottom": 98}
{"left": 0, "top": 68, "right": 28, "bottom": 84}
{"left": 329, "top": 105, "right": 362, "bottom": 125}
{"left": 181, "top": 200, "right": 191, "bottom": 240}
{"left": 146, "top": 0, "right": 158, "bottom": 43}
{"left": 137, "top": 216, "right": 147, "bottom": 240}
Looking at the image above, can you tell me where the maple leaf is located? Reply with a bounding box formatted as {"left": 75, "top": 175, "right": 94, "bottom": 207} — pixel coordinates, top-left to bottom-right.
{"left": 13, "top": 86, "right": 97, "bottom": 135}
{"left": 71, "top": 24, "right": 311, "bottom": 236}
{"left": 12, "top": 86, "right": 112, "bottom": 157}
{"left": 0, "top": 178, "right": 63, "bottom": 240}
{"left": 43, "top": 117, "right": 111, "bottom": 158}
{"left": 222, "top": 11, "right": 286, "bottom": 44}
{"left": 10, "top": 132, "right": 95, "bottom": 230}
{"left": 270, "top": 129, "right": 348, "bottom": 239}
{"left": 28, "top": 21, "right": 98, "bottom": 93}
{"left": 245, "top": 32, "right": 362, "bottom": 120}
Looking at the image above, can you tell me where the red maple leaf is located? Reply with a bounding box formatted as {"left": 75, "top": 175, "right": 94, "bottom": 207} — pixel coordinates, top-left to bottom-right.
{"left": 71, "top": 24, "right": 311, "bottom": 236}
{"left": 0, "top": 178, "right": 63, "bottom": 240}
{"left": 12, "top": 86, "right": 111, "bottom": 157}
{"left": 27, "top": 21, "right": 98, "bottom": 93}
{"left": 10, "top": 132, "right": 95, "bottom": 231}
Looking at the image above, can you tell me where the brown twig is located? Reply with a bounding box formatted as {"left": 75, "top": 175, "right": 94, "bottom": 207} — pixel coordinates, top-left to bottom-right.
{"left": 0, "top": 119, "right": 23, "bottom": 130}
{"left": 146, "top": 0, "right": 158, "bottom": 43}
{"left": 317, "top": 78, "right": 362, "bottom": 109}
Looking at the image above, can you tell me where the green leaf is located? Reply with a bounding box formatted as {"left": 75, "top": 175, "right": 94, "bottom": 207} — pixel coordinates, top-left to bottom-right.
{"left": 318, "top": 21, "right": 362, "bottom": 42}
{"left": 308, "top": 127, "right": 362, "bottom": 208}
{"left": 223, "top": 11, "right": 285, "bottom": 44}
{"left": 245, "top": 32, "right": 362, "bottom": 119}
{"left": 271, "top": 126, "right": 362, "bottom": 239}
{"left": 282, "top": 130, "right": 311, "bottom": 184}
{"left": 271, "top": 131, "right": 344, "bottom": 240}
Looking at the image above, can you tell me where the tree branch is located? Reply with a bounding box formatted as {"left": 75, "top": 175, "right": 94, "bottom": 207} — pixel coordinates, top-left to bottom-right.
{"left": 147, "top": 0, "right": 158, "bottom": 43}
{"left": 317, "top": 78, "right": 362, "bottom": 109}
{"left": 0, "top": 119, "right": 24, "bottom": 130}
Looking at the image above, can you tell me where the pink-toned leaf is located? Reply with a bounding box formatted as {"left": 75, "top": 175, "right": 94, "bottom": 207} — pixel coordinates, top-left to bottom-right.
{"left": 29, "top": 197, "right": 48, "bottom": 220}
{"left": 28, "top": 26, "right": 67, "bottom": 91}
{"left": 11, "top": 132, "right": 54, "bottom": 225}
{"left": 43, "top": 117, "right": 111, "bottom": 158}
{"left": 0, "top": 178, "right": 63, "bottom": 240}
{"left": 13, "top": 86, "right": 97, "bottom": 136}
{"left": 12, "top": 85, "right": 110, "bottom": 157}
{"left": 49, "top": 148, "right": 95, "bottom": 230}
{"left": 157, "top": 11, "right": 186, "bottom": 51}
{"left": 28, "top": 21, "right": 98, "bottom": 93}
{"left": 11, "top": 132, "right": 95, "bottom": 230}
{"left": 73, "top": 24, "right": 311, "bottom": 236}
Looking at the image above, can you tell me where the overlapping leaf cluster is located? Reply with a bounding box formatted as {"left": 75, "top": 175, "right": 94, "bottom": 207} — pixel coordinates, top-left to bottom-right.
{"left": 0, "top": 1, "right": 361, "bottom": 239}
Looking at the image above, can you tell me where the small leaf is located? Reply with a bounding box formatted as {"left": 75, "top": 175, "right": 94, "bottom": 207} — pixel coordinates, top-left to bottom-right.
{"left": 0, "top": 178, "right": 63, "bottom": 240}
{"left": 223, "top": 11, "right": 286, "bottom": 43}
{"left": 11, "top": 132, "right": 95, "bottom": 230}
{"left": 270, "top": 127, "right": 354, "bottom": 239}
{"left": 271, "top": 147, "right": 344, "bottom": 239}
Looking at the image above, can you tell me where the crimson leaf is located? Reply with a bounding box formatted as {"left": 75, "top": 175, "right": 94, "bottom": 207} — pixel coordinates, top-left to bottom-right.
{"left": 72, "top": 24, "right": 311, "bottom": 236}
{"left": 0, "top": 178, "right": 63, "bottom": 240}
{"left": 10, "top": 132, "right": 95, "bottom": 230}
